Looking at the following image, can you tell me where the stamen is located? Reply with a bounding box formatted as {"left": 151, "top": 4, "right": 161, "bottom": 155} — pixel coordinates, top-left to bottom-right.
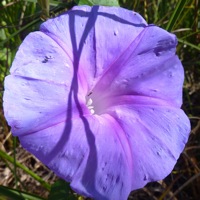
{"left": 86, "top": 98, "right": 95, "bottom": 114}
{"left": 87, "top": 98, "right": 93, "bottom": 106}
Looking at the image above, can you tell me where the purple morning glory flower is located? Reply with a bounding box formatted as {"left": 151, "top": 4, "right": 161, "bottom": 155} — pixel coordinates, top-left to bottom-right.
{"left": 3, "top": 5, "right": 190, "bottom": 200}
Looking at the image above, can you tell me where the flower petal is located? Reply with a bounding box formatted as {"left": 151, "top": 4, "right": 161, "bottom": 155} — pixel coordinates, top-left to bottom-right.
{"left": 19, "top": 115, "right": 132, "bottom": 200}
{"left": 93, "top": 26, "right": 183, "bottom": 107}
{"left": 40, "top": 5, "right": 147, "bottom": 90}
{"left": 3, "top": 32, "right": 89, "bottom": 135}
{"left": 10, "top": 32, "right": 74, "bottom": 84}
{"left": 3, "top": 5, "right": 190, "bottom": 200}
{"left": 106, "top": 101, "right": 190, "bottom": 189}
{"left": 3, "top": 75, "right": 89, "bottom": 135}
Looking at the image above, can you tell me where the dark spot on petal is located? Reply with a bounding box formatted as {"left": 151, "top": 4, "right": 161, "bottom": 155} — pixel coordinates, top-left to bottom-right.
{"left": 154, "top": 39, "right": 176, "bottom": 56}
{"left": 103, "top": 185, "right": 107, "bottom": 192}
{"left": 116, "top": 175, "right": 120, "bottom": 183}
{"left": 114, "top": 30, "right": 118, "bottom": 36}
{"left": 24, "top": 98, "right": 30, "bottom": 101}
{"left": 42, "top": 55, "right": 52, "bottom": 63}
{"left": 157, "top": 151, "right": 161, "bottom": 156}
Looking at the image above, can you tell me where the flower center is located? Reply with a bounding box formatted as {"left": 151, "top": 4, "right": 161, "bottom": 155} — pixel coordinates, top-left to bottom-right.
{"left": 86, "top": 97, "right": 95, "bottom": 114}
{"left": 85, "top": 91, "right": 109, "bottom": 115}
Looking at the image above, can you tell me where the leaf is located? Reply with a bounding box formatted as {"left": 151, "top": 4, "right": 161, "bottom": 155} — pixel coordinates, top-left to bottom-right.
{"left": 48, "top": 179, "right": 77, "bottom": 200}
{"left": 75, "top": 0, "right": 119, "bottom": 6}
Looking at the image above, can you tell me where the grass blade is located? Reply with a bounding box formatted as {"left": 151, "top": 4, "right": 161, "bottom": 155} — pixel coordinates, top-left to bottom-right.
{"left": 0, "top": 185, "right": 45, "bottom": 200}
{"left": 178, "top": 38, "right": 200, "bottom": 51}
{"left": 0, "top": 149, "right": 51, "bottom": 191}
{"left": 0, "top": 18, "right": 41, "bottom": 47}
{"left": 166, "top": 0, "right": 188, "bottom": 31}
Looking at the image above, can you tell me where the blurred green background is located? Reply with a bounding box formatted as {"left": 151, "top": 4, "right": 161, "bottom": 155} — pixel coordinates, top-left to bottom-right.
{"left": 0, "top": 0, "right": 200, "bottom": 199}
